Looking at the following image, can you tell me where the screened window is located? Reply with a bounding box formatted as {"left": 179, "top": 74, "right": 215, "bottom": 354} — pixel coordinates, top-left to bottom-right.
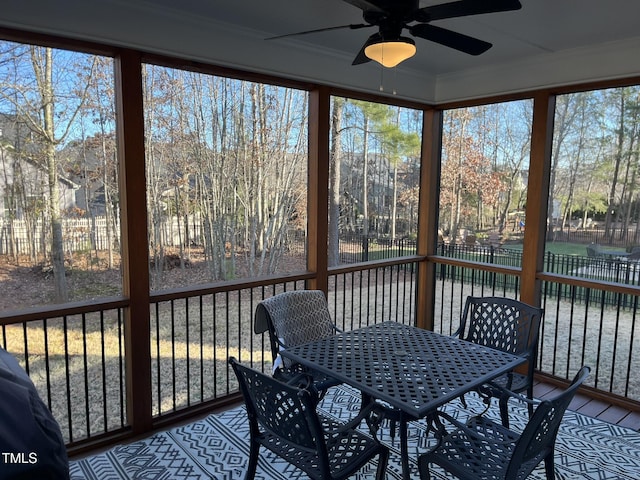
{"left": 546, "top": 88, "right": 640, "bottom": 284}
{"left": 142, "top": 65, "right": 309, "bottom": 290}
{"left": 328, "top": 97, "right": 422, "bottom": 266}
{"left": 439, "top": 100, "right": 533, "bottom": 267}
{"left": 0, "top": 41, "right": 120, "bottom": 308}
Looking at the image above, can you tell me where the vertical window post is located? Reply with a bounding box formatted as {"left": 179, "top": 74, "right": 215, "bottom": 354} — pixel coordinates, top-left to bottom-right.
{"left": 115, "top": 49, "right": 152, "bottom": 434}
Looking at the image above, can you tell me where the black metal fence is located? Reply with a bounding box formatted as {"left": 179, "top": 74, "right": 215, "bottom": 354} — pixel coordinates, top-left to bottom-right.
{"left": 338, "top": 234, "right": 417, "bottom": 263}
{"left": 549, "top": 226, "right": 640, "bottom": 247}
{"left": 437, "top": 243, "right": 640, "bottom": 308}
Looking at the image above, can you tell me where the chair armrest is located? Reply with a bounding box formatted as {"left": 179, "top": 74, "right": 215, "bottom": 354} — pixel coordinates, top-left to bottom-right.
{"left": 283, "top": 372, "right": 321, "bottom": 402}
{"left": 430, "top": 411, "right": 518, "bottom": 448}
{"left": 325, "top": 400, "right": 386, "bottom": 438}
{"left": 284, "top": 371, "right": 313, "bottom": 387}
{"left": 432, "top": 410, "right": 471, "bottom": 432}
{"left": 485, "top": 380, "right": 538, "bottom": 407}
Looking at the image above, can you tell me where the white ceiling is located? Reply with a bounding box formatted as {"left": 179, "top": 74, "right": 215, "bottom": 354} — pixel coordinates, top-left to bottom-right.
{"left": 2, "top": 0, "right": 640, "bottom": 104}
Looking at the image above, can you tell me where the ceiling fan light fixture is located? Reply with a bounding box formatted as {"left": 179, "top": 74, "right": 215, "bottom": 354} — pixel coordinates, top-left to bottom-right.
{"left": 364, "top": 36, "right": 416, "bottom": 68}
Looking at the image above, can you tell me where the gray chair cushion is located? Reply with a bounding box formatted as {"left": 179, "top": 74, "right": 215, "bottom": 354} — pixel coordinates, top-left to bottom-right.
{"left": 256, "top": 290, "right": 336, "bottom": 369}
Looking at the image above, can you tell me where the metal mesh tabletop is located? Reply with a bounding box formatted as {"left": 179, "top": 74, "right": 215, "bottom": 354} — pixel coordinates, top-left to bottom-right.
{"left": 280, "top": 321, "right": 526, "bottom": 418}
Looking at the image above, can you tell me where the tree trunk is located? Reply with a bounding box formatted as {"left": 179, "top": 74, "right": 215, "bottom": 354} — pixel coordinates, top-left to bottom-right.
{"left": 37, "top": 47, "right": 68, "bottom": 302}
{"left": 328, "top": 99, "right": 344, "bottom": 267}
{"left": 362, "top": 116, "right": 369, "bottom": 237}
{"left": 605, "top": 90, "right": 626, "bottom": 243}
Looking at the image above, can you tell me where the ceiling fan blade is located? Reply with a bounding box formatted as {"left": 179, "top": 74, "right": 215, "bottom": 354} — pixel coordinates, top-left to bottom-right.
{"left": 266, "top": 23, "right": 371, "bottom": 41}
{"left": 416, "top": 0, "right": 522, "bottom": 22}
{"left": 410, "top": 24, "right": 492, "bottom": 56}
{"left": 352, "top": 33, "right": 381, "bottom": 65}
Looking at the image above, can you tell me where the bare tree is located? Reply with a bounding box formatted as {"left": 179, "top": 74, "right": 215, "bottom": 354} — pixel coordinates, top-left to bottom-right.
{"left": 0, "top": 42, "right": 96, "bottom": 301}
{"left": 616, "top": 91, "right": 640, "bottom": 242}
{"left": 142, "top": 67, "right": 308, "bottom": 283}
{"left": 77, "top": 56, "right": 118, "bottom": 268}
{"left": 603, "top": 88, "right": 632, "bottom": 243}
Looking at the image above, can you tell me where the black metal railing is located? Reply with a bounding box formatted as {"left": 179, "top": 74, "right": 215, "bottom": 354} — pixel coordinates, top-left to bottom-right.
{"left": 328, "top": 259, "right": 418, "bottom": 330}
{"left": 438, "top": 243, "right": 640, "bottom": 308}
{"left": 150, "top": 279, "right": 307, "bottom": 417}
{"left": 432, "top": 259, "right": 640, "bottom": 403}
{"left": 150, "top": 260, "right": 420, "bottom": 417}
{"left": 540, "top": 281, "right": 640, "bottom": 401}
{"left": 0, "top": 303, "right": 127, "bottom": 445}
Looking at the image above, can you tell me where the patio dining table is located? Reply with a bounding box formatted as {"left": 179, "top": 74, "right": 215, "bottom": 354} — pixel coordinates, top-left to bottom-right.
{"left": 280, "top": 321, "right": 526, "bottom": 480}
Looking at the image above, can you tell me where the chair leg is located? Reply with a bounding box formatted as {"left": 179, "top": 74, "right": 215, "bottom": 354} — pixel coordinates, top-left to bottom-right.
{"left": 375, "top": 447, "right": 389, "bottom": 480}
{"left": 527, "top": 385, "right": 535, "bottom": 418}
{"left": 417, "top": 454, "right": 431, "bottom": 480}
{"left": 244, "top": 440, "right": 260, "bottom": 480}
{"left": 499, "top": 394, "right": 510, "bottom": 429}
{"left": 544, "top": 452, "right": 556, "bottom": 480}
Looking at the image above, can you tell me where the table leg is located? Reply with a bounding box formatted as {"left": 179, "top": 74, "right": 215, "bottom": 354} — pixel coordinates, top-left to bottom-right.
{"left": 361, "top": 394, "right": 413, "bottom": 479}
{"left": 399, "top": 416, "right": 410, "bottom": 480}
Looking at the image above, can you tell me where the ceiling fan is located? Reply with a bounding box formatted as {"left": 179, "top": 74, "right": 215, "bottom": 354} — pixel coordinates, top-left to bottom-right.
{"left": 267, "top": 0, "right": 522, "bottom": 68}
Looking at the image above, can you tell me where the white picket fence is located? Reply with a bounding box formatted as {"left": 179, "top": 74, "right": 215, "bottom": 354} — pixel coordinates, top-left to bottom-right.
{"left": 0, "top": 215, "right": 306, "bottom": 257}
{"left": 0, "top": 217, "right": 120, "bottom": 256}
{"left": 0, "top": 214, "right": 222, "bottom": 256}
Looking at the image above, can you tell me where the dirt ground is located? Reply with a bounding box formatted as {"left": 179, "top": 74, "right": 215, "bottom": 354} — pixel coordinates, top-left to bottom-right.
{"left": 0, "top": 257, "right": 63, "bottom": 310}
{"left": 0, "top": 253, "right": 119, "bottom": 311}
{"left": 0, "top": 249, "right": 307, "bottom": 312}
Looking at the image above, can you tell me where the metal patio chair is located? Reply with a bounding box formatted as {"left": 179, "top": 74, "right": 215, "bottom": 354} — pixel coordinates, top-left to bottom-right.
{"left": 418, "top": 366, "right": 590, "bottom": 480}
{"left": 229, "top": 357, "right": 389, "bottom": 480}
{"left": 254, "top": 290, "right": 342, "bottom": 391}
{"left": 454, "top": 296, "right": 543, "bottom": 428}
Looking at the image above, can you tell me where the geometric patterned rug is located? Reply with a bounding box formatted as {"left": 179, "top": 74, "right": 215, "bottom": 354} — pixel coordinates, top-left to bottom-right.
{"left": 69, "top": 385, "right": 640, "bottom": 479}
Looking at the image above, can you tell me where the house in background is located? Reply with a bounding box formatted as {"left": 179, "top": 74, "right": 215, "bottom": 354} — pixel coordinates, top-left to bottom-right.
{"left": 0, "top": 115, "right": 78, "bottom": 220}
